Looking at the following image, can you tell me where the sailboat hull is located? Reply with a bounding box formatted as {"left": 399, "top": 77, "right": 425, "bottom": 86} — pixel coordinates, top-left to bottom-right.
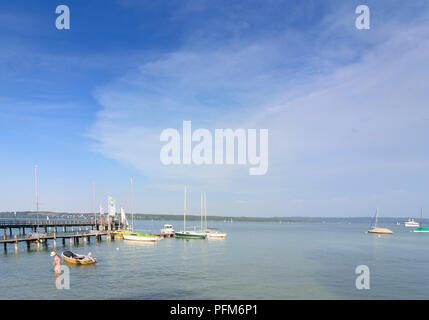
{"left": 207, "top": 232, "right": 227, "bottom": 239}
{"left": 175, "top": 232, "right": 207, "bottom": 239}
{"left": 412, "top": 228, "right": 429, "bottom": 233}
{"left": 123, "top": 232, "right": 160, "bottom": 242}
{"left": 367, "top": 227, "right": 393, "bottom": 234}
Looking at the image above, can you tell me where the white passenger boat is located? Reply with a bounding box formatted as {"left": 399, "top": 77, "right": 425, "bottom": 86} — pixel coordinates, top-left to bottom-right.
{"left": 404, "top": 219, "right": 420, "bottom": 227}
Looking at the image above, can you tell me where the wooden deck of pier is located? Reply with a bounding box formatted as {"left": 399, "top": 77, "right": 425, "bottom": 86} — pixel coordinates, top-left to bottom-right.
{"left": 0, "top": 218, "right": 120, "bottom": 235}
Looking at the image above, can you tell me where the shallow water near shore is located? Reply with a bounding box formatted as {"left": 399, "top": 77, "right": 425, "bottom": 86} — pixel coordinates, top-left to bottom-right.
{"left": 1, "top": 219, "right": 429, "bottom": 299}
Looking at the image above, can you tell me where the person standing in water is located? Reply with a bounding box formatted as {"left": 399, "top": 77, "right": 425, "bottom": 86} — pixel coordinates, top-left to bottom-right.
{"left": 50, "top": 251, "right": 61, "bottom": 274}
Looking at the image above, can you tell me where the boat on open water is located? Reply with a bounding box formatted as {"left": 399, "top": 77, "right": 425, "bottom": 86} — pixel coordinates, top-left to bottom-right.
{"left": 405, "top": 218, "right": 420, "bottom": 227}
{"left": 367, "top": 209, "right": 393, "bottom": 234}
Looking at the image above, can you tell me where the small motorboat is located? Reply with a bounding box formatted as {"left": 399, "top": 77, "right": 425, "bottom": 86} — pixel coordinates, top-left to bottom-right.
{"left": 61, "top": 251, "right": 98, "bottom": 265}
{"left": 161, "top": 224, "right": 175, "bottom": 235}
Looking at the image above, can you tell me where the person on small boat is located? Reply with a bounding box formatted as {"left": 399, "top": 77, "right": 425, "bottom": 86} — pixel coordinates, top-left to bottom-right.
{"left": 50, "top": 251, "right": 61, "bottom": 274}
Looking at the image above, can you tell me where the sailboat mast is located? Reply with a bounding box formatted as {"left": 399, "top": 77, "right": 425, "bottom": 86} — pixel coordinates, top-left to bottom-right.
{"left": 184, "top": 185, "right": 187, "bottom": 231}
{"left": 205, "top": 192, "right": 207, "bottom": 230}
{"left": 201, "top": 192, "right": 203, "bottom": 230}
{"left": 421, "top": 208, "right": 423, "bottom": 227}
{"left": 34, "top": 165, "right": 39, "bottom": 230}
{"left": 130, "top": 176, "right": 134, "bottom": 231}
{"left": 92, "top": 181, "right": 96, "bottom": 224}
{"left": 124, "top": 184, "right": 127, "bottom": 216}
{"left": 375, "top": 208, "right": 378, "bottom": 227}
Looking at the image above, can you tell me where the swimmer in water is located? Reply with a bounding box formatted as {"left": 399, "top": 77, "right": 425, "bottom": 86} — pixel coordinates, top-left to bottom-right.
{"left": 50, "top": 251, "right": 61, "bottom": 274}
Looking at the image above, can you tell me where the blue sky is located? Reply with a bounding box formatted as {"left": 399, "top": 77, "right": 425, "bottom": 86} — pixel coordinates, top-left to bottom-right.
{"left": 0, "top": 0, "right": 428, "bottom": 217}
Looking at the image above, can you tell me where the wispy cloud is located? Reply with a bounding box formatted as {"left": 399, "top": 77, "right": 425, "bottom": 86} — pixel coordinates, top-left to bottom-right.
{"left": 90, "top": 3, "right": 429, "bottom": 193}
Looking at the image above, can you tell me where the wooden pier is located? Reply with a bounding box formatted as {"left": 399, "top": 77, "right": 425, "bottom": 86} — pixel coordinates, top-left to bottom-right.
{"left": 0, "top": 231, "right": 115, "bottom": 251}
{"left": 0, "top": 219, "right": 176, "bottom": 251}
{"left": 0, "top": 218, "right": 123, "bottom": 251}
{"left": 0, "top": 217, "right": 120, "bottom": 235}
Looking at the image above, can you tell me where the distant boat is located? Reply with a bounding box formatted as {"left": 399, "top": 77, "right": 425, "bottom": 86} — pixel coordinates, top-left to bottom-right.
{"left": 367, "top": 209, "right": 393, "bottom": 234}
{"left": 413, "top": 209, "right": 429, "bottom": 232}
{"left": 62, "top": 251, "right": 97, "bottom": 265}
{"left": 175, "top": 186, "right": 207, "bottom": 239}
{"left": 405, "top": 218, "right": 420, "bottom": 227}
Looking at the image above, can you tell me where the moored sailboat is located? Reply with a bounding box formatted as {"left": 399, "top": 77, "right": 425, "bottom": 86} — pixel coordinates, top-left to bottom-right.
{"left": 367, "top": 209, "right": 393, "bottom": 234}
{"left": 175, "top": 186, "right": 207, "bottom": 239}
{"left": 122, "top": 177, "right": 161, "bottom": 242}
{"left": 201, "top": 192, "right": 227, "bottom": 239}
{"left": 412, "top": 209, "right": 429, "bottom": 232}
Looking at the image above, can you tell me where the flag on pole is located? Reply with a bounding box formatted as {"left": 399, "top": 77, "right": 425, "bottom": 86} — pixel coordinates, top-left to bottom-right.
{"left": 99, "top": 205, "right": 105, "bottom": 215}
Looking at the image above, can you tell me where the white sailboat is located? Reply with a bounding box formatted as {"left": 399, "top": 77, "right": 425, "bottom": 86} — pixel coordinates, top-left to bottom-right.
{"left": 367, "top": 209, "right": 393, "bottom": 234}
{"left": 122, "top": 177, "right": 161, "bottom": 242}
{"left": 120, "top": 207, "right": 129, "bottom": 229}
{"left": 202, "top": 192, "right": 227, "bottom": 239}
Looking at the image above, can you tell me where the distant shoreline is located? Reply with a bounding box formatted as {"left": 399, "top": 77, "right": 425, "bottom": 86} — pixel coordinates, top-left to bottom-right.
{"left": 0, "top": 211, "right": 416, "bottom": 223}
{"left": 0, "top": 211, "right": 311, "bottom": 223}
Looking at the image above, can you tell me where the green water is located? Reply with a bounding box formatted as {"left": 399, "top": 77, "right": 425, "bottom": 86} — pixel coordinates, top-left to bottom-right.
{"left": 1, "top": 219, "right": 428, "bottom": 299}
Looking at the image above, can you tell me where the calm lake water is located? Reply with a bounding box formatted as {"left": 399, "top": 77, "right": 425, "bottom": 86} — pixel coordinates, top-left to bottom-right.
{"left": 1, "top": 219, "right": 429, "bottom": 299}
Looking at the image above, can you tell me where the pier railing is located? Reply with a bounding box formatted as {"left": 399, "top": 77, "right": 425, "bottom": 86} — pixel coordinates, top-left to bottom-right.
{"left": 0, "top": 218, "right": 98, "bottom": 227}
